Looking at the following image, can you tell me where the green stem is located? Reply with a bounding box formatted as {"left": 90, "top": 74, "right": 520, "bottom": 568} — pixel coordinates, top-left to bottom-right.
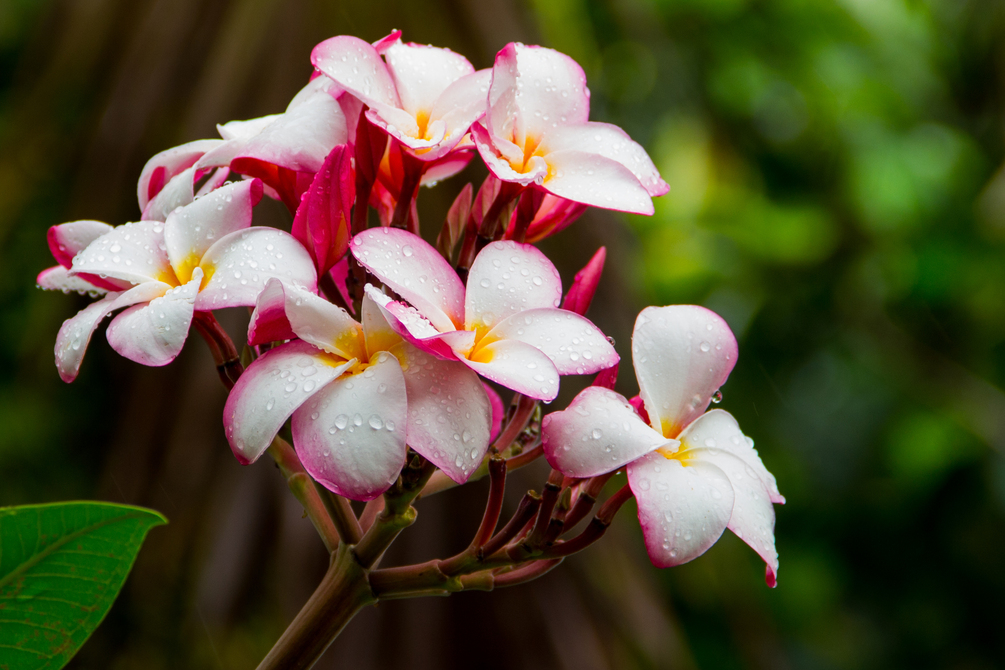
{"left": 268, "top": 437, "right": 341, "bottom": 554}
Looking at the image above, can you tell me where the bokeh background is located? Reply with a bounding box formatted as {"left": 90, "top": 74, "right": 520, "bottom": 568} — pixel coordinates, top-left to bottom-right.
{"left": 2, "top": 0, "right": 1005, "bottom": 668}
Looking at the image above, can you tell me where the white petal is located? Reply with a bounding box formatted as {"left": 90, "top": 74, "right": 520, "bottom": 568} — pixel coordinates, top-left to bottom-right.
{"left": 292, "top": 351, "right": 407, "bottom": 500}
{"left": 384, "top": 41, "right": 474, "bottom": 117}
{"left": 105, "top": 270, "right": 201, "bottom": 367}
{"left": 632, "top": 305, "right": 738, "bottom": 438}
{"left": 47, "top": 220, "right": 114, "bottom": 268}
{"left": 311, "top": 35, "right": 400, "bottom": 108}
{"left": 484, "top": 307, "right": 618, "bottom": 375}
{"left": 542, "top": 386, "right": 670, "bottom": 477}
{"left": 627, "top": 452, "right": 734, "bottom": 568}
{"left": 465, "top": 241, "right": 561, "bottom": 332}
{"left": 138, "top": 139, "right": 223, "bottom": 211}
{"left": 464, "top": 338, "right": 559, "bottom": 401}
{"left": 280, "top": 281, "right": 365, "bottom": 361}
{"left": 37, "top": 266, "right": 106, "bottom": 296}
{"left": 541, "top": 150, "right": 655, "bottom": 215}
{"left": 196, "top": 228, "right": 317, "bottom": 310}
{"left": 142, "top": 166, "right": 197, "bottom": 221}
{"left": 223, "top": 340, "right": 352, "bottom": 464}
{"left": 235, "top": 93, "right": 348, "bottom": 173}
{"left": 71, "top": 220, "right": 174, "bottom": 286}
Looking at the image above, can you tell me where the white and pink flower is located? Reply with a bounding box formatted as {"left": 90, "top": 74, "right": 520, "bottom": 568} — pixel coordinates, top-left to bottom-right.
{"left": 542, "top": 305, "right": 784, "bottom": 585}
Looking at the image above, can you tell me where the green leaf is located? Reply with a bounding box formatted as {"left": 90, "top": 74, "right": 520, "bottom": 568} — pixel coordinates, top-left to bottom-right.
{"left": 0, "top": 501, "right": 167, "bottom": 670}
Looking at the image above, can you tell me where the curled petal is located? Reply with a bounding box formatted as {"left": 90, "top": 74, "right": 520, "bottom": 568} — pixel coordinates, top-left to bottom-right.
{"left": 351, "top": 228, "right": 464, "bottom": 332}
{"left": 138, "top": 139, "right": 223, "bottom": 211}
{"left": 292, "top": 352, "right": 407, "bottom": 500}
{"left": 392, "top": 341, "right": 492, "bottom": 483}
{"left": 485, "top": 383, "right": 504, "bottom": 442}
{"left": 37, "top": 266, "right": 106, "bottom": 296}
{"left": 543, "top": 386, "right": 670, "bottom": 477}
{"left": 542, "top": 150, "right": 654, "bottom": 215}
{"left": 632, "top": 305, "right": 738, "bottom": 438}
{"left": 247, "top": 278, "right": 295, "bottom": 345}
{"left": 488, "top": 43, "right": 589, "bottom": 147}
{"left": 54, "top": 282, "right": 170, "bottom": 382}
{"left": 384, "top": 41, "right": 474, "bottom": 117}
{"left": 515, "top": 194, "right": 587, "bottom": 243}
{"left": 48, "top": 220, "right": 113, "bottom": 268}
{"left": 627, "top": 452, "right": 734, "bottom": 569}
{"left": 142, "top": 166, "right": 197, "bottom": 221}
{"left": 465, "top": 241, "right": 562, "bottom": 332}
{"left": 363, "top": 285, "right": 470, "bottom": 361}
{"left": 545, "top": 122, "right": 669, "bottom": 197}
{"left": 291, "top": 144, "right": 353, "bottom": 276}
{"left": 224, "top": 340, "right": 353, "bottom": 464}
{"left": 484, "top": 307, "right": 618, "bottom": 376}
{"left": 105, "top": 270, "right": 201, "bottom": 367}
{"left": 280, "top": 281, "right": 364, "bottom": 361}
{"left": 196, "top": 228, "right": 317, "bottom": 310}
{"left": 311, "top": 35, "right": 400, "bottom": 109}
{"left": 464, "top": 338, "right": 559, "bottom": 401}
{"left": 71, "top": 220, "right": 173, "bottom": 286}
{"left": 164, "top": 179, "right": 263, "bottom": 281}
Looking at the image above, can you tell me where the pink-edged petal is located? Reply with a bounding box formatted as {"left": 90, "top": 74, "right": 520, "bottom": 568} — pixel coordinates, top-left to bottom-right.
{"left": 280, "top": 281, "right": 365, "bottom": 361}
{"left": 71, "top": 220, "right": 173, "bottom": 286}
{"left": 247, "top": 278, "right": 295, "bottom": 345}
{"left": 384, "top": 41, "right": 474, "bottom": 117}
{"left": 372, "top": 30, "right": 402, "bottom": 54}
{"left": 471, "top": 123, "right": 548, "bottom": 186}
{"left": 463, "top": 338, "right": 559, "bottom": 401}
{"left": 164, "top": 179, "right": 263, "bottom": 281}
{"left": 138, "top": 139, "right": 223, "bottom": 211}
{"left": 465, "top": 241, "right": 562, "bottom": 333}
{"left": 632, "top": 305, "right": 738, "bottom": 438}
{"left": 290, "top": 144, "right": 353, "bottom": 275}
{"left": 223, "top": 340, "right": 353, "bottom": 464}
{"left": 488, "top": 43, "right": 590, "bottom": 146}
{"left": 37, "top": 266, "right": 106, "bottom": 295}
{"left": 392, "top": 341, "right": 492, "bottom": 482}
{"left": 196, "top": 228, "right": 317, "bottom": 310}
{"left": 48, "top": 220, "right": 114, "bottom": 268}
{"left": 292, "top": 351, "right": 407, "bottom": 500}
{"left": 105, "top": 270, "right": 201, "bottom": 367}
{"left": 142, "top": 166, "right": 197, "bottom": 221}
{"left": 542, "top": 386, "right": 670, "bottom": 477}
{"left": 562, "top": 247, "right": 605, "bottom": 316}
{"left": 680, "top": 408, "right": 784, "bottom": 504}
{"left": 545, "top": 122, "right": 669, "bottom": 197}
{"left": 542, "top": 150, "right": 654, "bottom": 215}
{"left": 627, "top": 451, "right": 734, "bottom": 569}
{"left": 483, "top": 307, "right": 618, "bottom": 376}
{"left": 362, "top": 285, "right": 471, "bottom": 361}
{"left": 484, "top": 383, "right": 504, "bottom": 442}
{"left": 54, "top": 282, "right": 169, "bottom": 383}
{"left": 351, "top": 227, "right": 464, "bottom": 331}
{"left": 311, "top": 35, "right": 400, "bottom": 109}
{"left": 196, "top": 116, "right": 280, "bottom": 169}
{"left": 421, "top": 148, "right": 474, "bottom": 185}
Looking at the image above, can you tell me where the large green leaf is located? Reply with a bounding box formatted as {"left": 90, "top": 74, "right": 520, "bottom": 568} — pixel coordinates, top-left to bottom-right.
{"left": 0, "top": 502, "right": 167, "bottom": 670}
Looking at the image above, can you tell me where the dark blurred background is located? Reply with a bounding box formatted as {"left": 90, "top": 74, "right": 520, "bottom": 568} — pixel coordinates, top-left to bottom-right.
{"left": 2, "top": 0, "right": 1005, "bottom": 668}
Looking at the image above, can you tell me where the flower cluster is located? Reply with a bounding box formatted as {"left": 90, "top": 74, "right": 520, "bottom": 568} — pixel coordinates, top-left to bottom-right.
{"left": 40, "top": 31, "right": 781, "bottom": 584}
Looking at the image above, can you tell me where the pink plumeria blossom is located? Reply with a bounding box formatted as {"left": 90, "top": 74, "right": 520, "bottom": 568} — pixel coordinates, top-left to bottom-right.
{"left": 472, "top": 43, "right": 669, "bottom": 215}
{"left": 53, "top": 179, "right": 316, "bottom": 382}
{"left": 350, "top": 227, "right": 618, "bottom": 401}
{"left": 542, "top": 305, "right": 784, "bottom": 586}
{"left": 225, "top": 280, "right": 493, "bottom": 495}
{"left": 311, "top": 33, "right": 491, "bottom": 163}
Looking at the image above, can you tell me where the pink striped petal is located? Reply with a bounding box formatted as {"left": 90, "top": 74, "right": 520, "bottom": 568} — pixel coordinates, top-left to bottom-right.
{"left": 627, "top": 451, "right": 734, "bottom": 569}
{"left": 54, "top": 282, "right": 169, "bottom": 383}
{"left": 71, "top": 220, "right": 173, "bottom": 286}
{"left": 632, "top": 306, "right": 738, "bottom": 438}
{"left": 164, "top": 179, "right": 263, "bottom": 281}
{"left": 290, "top": 144, "right": 353, "bottom": 275}
{"left": 543, "top": 386, "right": 670, "bottom": 477}
{"left": 142, "top": 166, "right": 197, "bottom": 221}
{"left": 247, "top": 278, "right": 295, "bottom": 345}
{"left": 138, "top": 139, "right": 223, "bottom": 211}
{"left": 351, "top": 228, "right": 464, "bottom": 332}
{"left": 47, "top": 220, "right": 113, "bottom": 268}
{"left": 224, "top": 340, "right": 353, "bottom": 464}
{"left": 488, "top": 43, "right": 590, "bottom": 147}
{"left": 464, "top": 338, "right": 559, "bottom": 401}
{"left": 484, "top": 308, "right": 618, "bottom": 376}
{"left": 292, "top": 351, "right": 407, "bottom": 500}
{"left": 542, "top": 150, "right": 654, "bottom": 215}
{"left": 545, "top": 122, "right": 669, "bottom": 197}
{"left": 465, "top": 241, "right": 562, "bottom": 332}
{"left": 105, "top": 270, "right": 201, "bottom": 367}
{"left": 393, "top": 341, "right": 492, "bottom": 483}
{"left": 196, "top": 228, "right": 317, "bottom": 310}
{"left": 311, "top": 35, "right": 400, "bottom": 109}
{"left": 384, "top": 41, "right": 474, "bottom": 117}
{"left": 37, "top": 266, "right": 106, "bottom": 295}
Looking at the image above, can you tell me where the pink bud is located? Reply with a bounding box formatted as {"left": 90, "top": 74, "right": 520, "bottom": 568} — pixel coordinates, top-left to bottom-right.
{"left": 291, "top": 144, "right": 355, "bottom": 276}
{"left": 561, "top": 247, "right": 606, "bottom": 316}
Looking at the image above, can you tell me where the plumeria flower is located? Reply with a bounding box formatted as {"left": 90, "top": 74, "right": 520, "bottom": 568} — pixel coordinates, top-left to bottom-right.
{"left": 225, "top": 280, "right": 493, "bottom": 497}
{"left": 542, "top": 305, "right": 784, "bottom": 586}
{"left": 472, "top": 43, "right": 669, "bottom": 215}
{"left": 350, "top": 227, "right": 618, "bottom": 401}
{"left": 311, "top": 32, "right": 491, "bottom": 163}
{"left": 53, "top": 179, "right": 316, "bottom": 382}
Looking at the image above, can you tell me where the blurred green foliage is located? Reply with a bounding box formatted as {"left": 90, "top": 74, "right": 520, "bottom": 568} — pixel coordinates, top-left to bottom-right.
{"left": 1, "top": 0, "right": 1004, "bottom": 668}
